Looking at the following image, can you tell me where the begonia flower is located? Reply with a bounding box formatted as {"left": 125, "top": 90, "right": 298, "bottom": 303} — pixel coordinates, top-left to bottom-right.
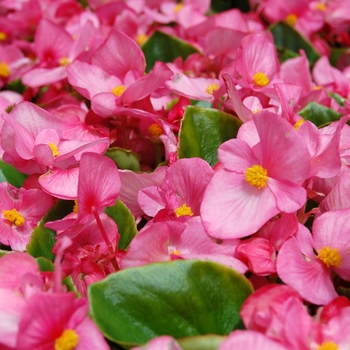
{"left": 201, "top": 111, "right": 311, "bottom": 239}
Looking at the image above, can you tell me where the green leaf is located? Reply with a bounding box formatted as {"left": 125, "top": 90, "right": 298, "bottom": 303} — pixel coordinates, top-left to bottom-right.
{"left": 178, "top": 106, "right": 242, "bottom": 166}
{"left": 0, "top": 160, "right": 27, "bottom": 188}
{"left": 104, "top": 200, "right": 138, "bottom": 250}
{"left": 141, "top": 31, "right": 200, "bottom": 72}
{"left": 36, "top": 257, "right": 54, "bottom": 271}
{"left": 88, "top": 260, "right": 253, "bottom": 347}
{"left": 178, "top": 335, "right": 226, "bottom": 350}
{"left": 210, "top": 0, "right": 250, "bottom": 13}
{"left": 298, "top": 102, "right": 342, "bottom": 127}
{"left": 26, "top": 200, "right": 74, "bottom": 260}
{"left": 105, "top": 147, "right": 141, "bottom": 172}
{"left": 269, "top": 21, "right": 320, "bottom": 64}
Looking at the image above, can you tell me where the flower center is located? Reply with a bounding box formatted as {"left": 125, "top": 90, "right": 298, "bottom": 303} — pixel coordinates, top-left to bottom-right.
{"left": 318, "top": 247, "right": 342, "bottom": 268}
{"left": 170, "top": 249, "right": 181, "bottom": 255}
{"left": 245, "top": 165, "right": 268, "bottom": 189}
{"left": 111, "top": 85, "right": 126, "bottom": 97}
{"left": 286, "top": 13, "right": 297, "bottom": 26}
{"left": 49, "top": 142, "right": 60, "bottom": 157}
{"left": 148, "top": 124, "right": 163, "bottom": 139}
{"left": 73, "top": 199, "right": 78, "bottom": 214}
{"left": 55, "top": 329, "right": 79, "bottom": 350}
{"left": 0, "top": 32, "right": 6, "bottom": 41}
{"left": 293, "top": 119, "right": 305, "bottom": 130}
{"left": 3, "top": 209, "right": 25, "bottom": 227}
{"left": 0, "top": 62, "right": 10, "bottom": 78}
{"left": 174, "top": 3, "right": 183, "bottom": 13}
{"left": 59, "top": 57, "right": 70, "bottom": 66}
{"left": 318, "top": 341, "right": 338, "bottom": 350}
{"left": 315, "top": 3, "right": 326, "bottom": 11}
{"left": 175, "top": 203, "right": 194, "bottom": 217}
{"left": 205, "top": 83, "right": 219, "bottom": 95}
{"left": 136, "top": 33, "right": 148, "bottom": 46}
{"left": 253, "top": 72, "right": 269, "bottom": 87}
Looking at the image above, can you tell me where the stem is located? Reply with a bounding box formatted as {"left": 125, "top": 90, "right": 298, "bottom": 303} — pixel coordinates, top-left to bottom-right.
{"left": 92, "top": 209, "right": 119, "bottom": 271}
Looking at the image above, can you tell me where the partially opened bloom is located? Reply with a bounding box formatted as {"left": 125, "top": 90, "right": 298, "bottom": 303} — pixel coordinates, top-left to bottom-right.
{"left": 201, "top": 111, "right": 311, "bottom": 239}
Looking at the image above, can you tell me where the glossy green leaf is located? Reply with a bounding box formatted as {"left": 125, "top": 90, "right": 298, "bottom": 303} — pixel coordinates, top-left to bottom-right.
{"left": 0, "top": 160, "right": 27, "bottom": 188}
{"left": 89, "top": 260, "right": 253, "bottom": 347}
{"left": 36, "top": 257, "right": 54, "bottom": 271}
{"left": 105, "top": 147, "right": 141, "bottom": 172}
{"left": 26, "top": 200, "right": 74, "bottom": 260}
{"left": 104, "top": 200, "right": 138, "bottom": 250}
{"left": 269, "top": 21, "right": 320, "bottom": 64}
{"left": 178, "top": 106, "right": 242, "bottom": 166}
{"left": 178, "top": 335, "right": 226, "bottom": 350}
{"left": 142, "top": 31, "right": 200, "bottom": 72}
{"left": 298, "top": 102, "right": 342, "bottom": 127}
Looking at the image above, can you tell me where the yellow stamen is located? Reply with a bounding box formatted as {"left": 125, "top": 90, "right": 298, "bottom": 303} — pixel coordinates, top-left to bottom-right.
{"left": 49, "top": 143, "right": 60, "bottom": 157}
{"left": 73, "top": 199, "right": 78, "bottom": 214}
{"left": 174, "top": 3, "right": 184, "bottom": 13}
{"left": 0, "top": 62, "right": 10, "bottom": 78}
{"left": 0, "top": 32, "right": 7, "bottom": 41}
{"left": 252, "top": 109, "right": 261, "bottom": 114}
{"left": 205, "top": 83, "right": 219, "bottom": 95}
{"left": 136, "top": 33, "right": 148, "bottom": 46}
{"left": 55, "top": 329, "right": 79, "bottom": 350}
{"left": 175, "top": 203, "right": 194, "bottom": 217}
{"left": 313, "top": 85, "right": 322, "bottom": 90}
{"left": 3, "top": 209, "right": 25, "bottom": 227}
{"left": 286, "top": 13, "right": 297, "bottom": 26}
{"left": 293, "top": 119, "right": 305, "bottom": 130}
{"left": 253, "top": 72, "right": 269, "bottom": 87}
{"left": 318, "top": 341, "right": 338, "bottom": 350}
{"left": 245, "top": 164, "right": 268, "bottom": 189}
{"left": 170, "top": 249, "right": 181, "bottom": 255}
{"left": 111, "top": 85, "right": 126, "bottom": 97}
{"left": 59, "top": 57, "right": 70, "bottom": 66}
{"left": 318, "top": 247, "right": 342, "bottom": 268}
{"left": 315, "top": 3, "right": 327, "bottom": 11}
{"left": 148, "top": 124, "right": 163, "bottom": 139}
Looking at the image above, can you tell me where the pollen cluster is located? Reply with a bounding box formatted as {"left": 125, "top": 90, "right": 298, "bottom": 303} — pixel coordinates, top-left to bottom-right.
{"left": 175, "top": 203, "right": 194, "bottom": 217}
{"left": 55, "top": 329, "right": 79, "bottom": 350}
{"left": 3, "top": 209, "right": 25, "bottom": 227}
{"left": 245, "top": 164, "right": 268, "bottom": 189}
{"left": 253, "top": 72, "right": 269, "bottom": 87}
{"left": 317, "top": 246, "right": 342, "bottom": 268}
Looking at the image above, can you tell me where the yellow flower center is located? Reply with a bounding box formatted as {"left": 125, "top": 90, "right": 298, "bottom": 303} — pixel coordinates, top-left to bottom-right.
{"left": 55, "top": 329, "right": 79, "bottom": 350}
{"left": 245, "top": 164, "right": 268, "bottom": 189}
{"left": 318, "top": 341, "right": 338, "bottom": 350}
{"left": 3, "top": 209, "right": 25, "bottom": 227}
{"left": 174, "top": 3, "right": 184, "bottom": 13}
{"left": 0, "top": 32, "right": 7, "bottom": 41}
{"left": 59, "top": 57, "right": 71, "bottom": 66}
{"left": 73, "top": 199, "right": 78, "bottom": 214}
{"left": 170, "top": 249, "right": 181, "bottom": 255}
{"left": 49, "top": 142, "right": 60, "bottom": 157}
{"left": 136, "top": 33, "right": 148, "bottom": 46}
{"left": 293, "top": 119, "right": 305, "bottom": 130}
{"left": 205, "top": 83, "right": 219, "bottom": 95}
{"left": 175, "top": 203, "right": 194, "bottom": 217}
{"left": 253, "top": 72, "right": 269, "bottom": 87}
{"left": 0, "top": 62, "right": 10, "bottom": 78}
{"left": 111, "top": 85, "right": 126, "bottom": 97}
{"left": 318, "top": 247, "right": 342, "bottom": 268}
{"left": 148, "top": 123, "right": 163, "bottom": 139}
{"left": 315, "top": 3, "right": 327, "bottom": 11}
{"left": 286, "top": 13, "right": 298, "bottom": 26}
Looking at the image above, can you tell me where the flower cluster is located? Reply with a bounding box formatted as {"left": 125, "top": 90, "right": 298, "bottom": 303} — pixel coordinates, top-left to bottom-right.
{"left": 1, "top": 0, "right": 350, "bottom": 349}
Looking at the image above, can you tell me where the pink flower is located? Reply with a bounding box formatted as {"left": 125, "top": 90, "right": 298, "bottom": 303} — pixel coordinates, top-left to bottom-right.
{"left": 277, "top": 208, "right": 350, "bottom": 305}
{"left": 201, "top": 111, "right": 311, "bottom": 239}
{"left": 0, "top": 183, "right": 54, "bottom": 251}
{"left": 17, "top": 292, "right": 109, "bottom": 350}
